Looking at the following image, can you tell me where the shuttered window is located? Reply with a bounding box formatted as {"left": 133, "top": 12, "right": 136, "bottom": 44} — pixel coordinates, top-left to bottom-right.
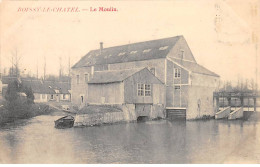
{"left": 174, "top": 68, "right": 181, "bottom": 78}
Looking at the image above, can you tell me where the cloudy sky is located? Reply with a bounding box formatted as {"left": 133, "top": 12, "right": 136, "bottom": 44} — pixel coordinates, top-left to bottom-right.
{"left": 0, "top": 0, "right": 259, "bottom": 84}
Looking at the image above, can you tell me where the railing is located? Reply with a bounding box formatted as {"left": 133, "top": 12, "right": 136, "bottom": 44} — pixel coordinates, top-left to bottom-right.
{"left": 214, "top": 91, "right": 259, "bottom": 112}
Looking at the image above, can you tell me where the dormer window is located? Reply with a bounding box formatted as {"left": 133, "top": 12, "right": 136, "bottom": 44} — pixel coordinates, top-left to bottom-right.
{"left": 118, "top": 52, "right": 126, "bottom": 56}
{"left": 130, "top": 51, "right": 138, "bottom": 54}
{"left": 159, "top": 46, "right": 169, "bottom": 50}
{"left": 143, "top": 49, "right": 151, "bottom": 53}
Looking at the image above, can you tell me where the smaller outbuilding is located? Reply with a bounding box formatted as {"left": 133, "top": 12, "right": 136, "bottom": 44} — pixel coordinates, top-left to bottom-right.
{"left": 87, "top": 67, "right": 166, "bottom": 121}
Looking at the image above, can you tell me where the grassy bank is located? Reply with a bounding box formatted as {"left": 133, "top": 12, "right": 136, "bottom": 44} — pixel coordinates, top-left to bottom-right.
{"left": 0, "top": 100, "right": 52, "bottom": 125}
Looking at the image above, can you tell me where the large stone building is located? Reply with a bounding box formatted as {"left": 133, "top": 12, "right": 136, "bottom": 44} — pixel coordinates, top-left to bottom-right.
{"left": 71, "top": 36, "right": 220, "bottom": 120}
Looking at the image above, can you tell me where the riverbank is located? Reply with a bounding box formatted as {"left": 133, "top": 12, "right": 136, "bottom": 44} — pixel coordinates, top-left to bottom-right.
{"left": 0, "top": 100, "right": 53, "bottom": 125}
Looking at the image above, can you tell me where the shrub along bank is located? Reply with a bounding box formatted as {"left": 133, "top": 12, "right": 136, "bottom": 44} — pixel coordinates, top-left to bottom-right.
{"left": 0, "top": 80, "right": 52, "bottom": 125}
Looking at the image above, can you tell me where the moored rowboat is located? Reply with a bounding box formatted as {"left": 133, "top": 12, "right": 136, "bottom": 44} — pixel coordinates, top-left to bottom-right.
{"left": 54, "top": 115, "right": 74, "bottom": 129}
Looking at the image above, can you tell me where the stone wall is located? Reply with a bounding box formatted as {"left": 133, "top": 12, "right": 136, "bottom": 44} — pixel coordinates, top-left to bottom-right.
{"left": 186, "top": 85, "right": 216, "bottom": 120}
{"left": 74, "top": 103, "right": 165, "bottom": 127}
{"left": 74, "top": 112, "right": 125, "bottom": 127}
{"left": 149, "top": 104, "right": 165, "bottom": 119}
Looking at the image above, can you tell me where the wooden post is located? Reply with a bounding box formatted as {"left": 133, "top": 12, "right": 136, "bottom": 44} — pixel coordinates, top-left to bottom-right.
{"left": 227, "top": 93, "right": 231, "bottom": 107}
{"left": 234, "top": 98, "right": 236, "bottom": 110}
{"left": 248, "top": 97, "right": 250, "bottom": 111}
{"left": 240, "top": 94, "right": 244, "bottom": 107}
{"left": 254, "top": 97, "right": 256, "bottom": 112}
{"left": 214, "top": 95, "right": 219, "bottom": 113}
{"left": 222, "top": 93, "right": 224, "bottom": 109}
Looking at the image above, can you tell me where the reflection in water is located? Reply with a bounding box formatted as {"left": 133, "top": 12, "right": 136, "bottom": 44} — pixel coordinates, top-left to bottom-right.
{"left": 0, "top": 112, "right": 259, "bottom": 163}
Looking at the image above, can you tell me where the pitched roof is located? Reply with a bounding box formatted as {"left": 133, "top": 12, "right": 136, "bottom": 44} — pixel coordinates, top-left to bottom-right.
{"left": 21, "top": 79, "right": 71, "bottom": 94}
{"left": 169, "top": 57, "right": 220, "bottom": 77}
{"left": 72, "top": 36, "right": 182, "bottom": 68}
{"left": 88, "top": 68, "right": 144, "bottom": 84}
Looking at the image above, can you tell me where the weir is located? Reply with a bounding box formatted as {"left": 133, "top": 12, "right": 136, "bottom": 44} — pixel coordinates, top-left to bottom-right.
{"left": 228, "top": 107, "right": 243, "bottom": 120}
{"left": 214, "top": 91, "right": 259, "bottom": 120}
{"left": 214, "top": 92, "right": 259, "bottom": 111}
{"left": 215, "top": 107, "right": 231, "bottom": 119}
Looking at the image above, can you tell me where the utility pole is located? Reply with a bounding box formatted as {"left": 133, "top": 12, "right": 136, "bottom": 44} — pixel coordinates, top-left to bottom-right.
{"left": 68, "top": 56, "right": 70, "bottom": 78}
{"left": 36, "top": 59, "right": 38, "bottom": 79}
{"left": 256, "top": 43, "right": 258, "bottom": 93}
{"left": 59, "top": 57, "right": 62, "bottom": 81}
{"left": 43, "top": 56, "right": 46, "bottom": 80}
{"left": 11, "top": 56, "right": 13, "bottom": 76}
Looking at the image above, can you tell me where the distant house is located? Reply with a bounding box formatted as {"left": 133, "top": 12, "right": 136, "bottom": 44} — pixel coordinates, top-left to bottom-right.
{"left": 21, "top": 80, "right": 71, "bottom": 103}
{"left": 1, "top": 77, "right": 71, "bottom": 103}
{"left": 71, "top": 36, "right": 220, "bottom": 120}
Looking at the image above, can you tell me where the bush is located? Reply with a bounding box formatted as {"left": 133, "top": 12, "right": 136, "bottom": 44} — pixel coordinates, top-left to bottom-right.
{"left": 0, "top": 80, "right": 50, "bottom": 124}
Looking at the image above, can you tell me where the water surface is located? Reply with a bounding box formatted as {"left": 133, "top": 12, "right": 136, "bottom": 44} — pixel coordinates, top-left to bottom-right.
{"left": 0, "top": 111, "right": 259, "bottom": 163}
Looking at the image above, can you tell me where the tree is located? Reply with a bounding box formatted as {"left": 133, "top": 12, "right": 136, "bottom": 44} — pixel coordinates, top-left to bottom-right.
{"left": 5, "top": 80, "right": 34, "bottom": 114}
{"left": 24, "top": 86, "right": 34, "bottom": 104}
{"left": 4, "top": 80, "right": 19, "bottom": 103}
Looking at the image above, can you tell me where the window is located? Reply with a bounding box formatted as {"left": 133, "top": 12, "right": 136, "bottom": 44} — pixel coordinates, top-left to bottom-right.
{"left": 174, "top": 68, "right": 181, "bottom": 78}
{"left": 175, "top": 86, "right": 181, "bottom": 90}
{"left": 81, "top": 96, "right": 84, "bottom": 103}
{"left": 130, "top": 51, "right": 137, "bottom": 54}
{"left": 145, "top": 84, "right": 151, "bottom": 96}
{"left": 137, "top": 83, "right": 144, "bottom": 96}
{"left": 159, "top": 46, "right": 169, "bottom": 50}
{"left": 118, "top": 52, "right": 126, "bottom": 56}
{"left": 85, "top": 74, "right": 89, "bottom": 83}
{"left": 76, "top": 75, "right": 80, "bottom": 84}
{"left": 137, "top": 84, "right": 151, "bottom": 96}
{"left": 50, "top": 94, "right": 54, "bottom": 100}
{"left": 143, "top": 49, "right": 151, "bottom": 53}
{"left": 63, "top": 94, "right": 66, "bottom": 99}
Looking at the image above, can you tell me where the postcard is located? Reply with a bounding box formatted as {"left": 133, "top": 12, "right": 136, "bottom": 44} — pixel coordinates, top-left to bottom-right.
{"left": 0, "top": 0, "right": 259, "bottom": 164}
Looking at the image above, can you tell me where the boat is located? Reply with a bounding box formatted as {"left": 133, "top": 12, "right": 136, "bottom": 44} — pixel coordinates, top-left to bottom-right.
{"left": 54, "top": 115, "right": 75, "bottom": 129}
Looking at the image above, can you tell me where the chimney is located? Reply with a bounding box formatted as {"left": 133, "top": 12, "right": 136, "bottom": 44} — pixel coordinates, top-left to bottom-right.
{"left": 100, "top": 42, "right": 103, "bottom": 54}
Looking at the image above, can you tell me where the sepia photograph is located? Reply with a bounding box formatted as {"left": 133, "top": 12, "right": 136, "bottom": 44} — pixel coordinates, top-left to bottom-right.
{"left": 0, "top": 0, "right": 259, "bottom": 164}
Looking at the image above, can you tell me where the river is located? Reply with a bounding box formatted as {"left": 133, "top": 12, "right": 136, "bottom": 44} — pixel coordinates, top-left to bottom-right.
{"left": 0, "top": 111, "right": 260, "bottom": 164}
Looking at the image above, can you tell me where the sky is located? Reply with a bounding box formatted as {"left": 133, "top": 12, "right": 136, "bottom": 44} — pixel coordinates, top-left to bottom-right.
{"left": 0, "top": 0, "right": 259, "bottom": 85}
